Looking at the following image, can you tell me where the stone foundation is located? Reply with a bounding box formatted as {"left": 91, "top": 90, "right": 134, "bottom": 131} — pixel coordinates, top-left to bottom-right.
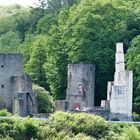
{"left": 55, "top": 100, "right": 69, "bottom": 111}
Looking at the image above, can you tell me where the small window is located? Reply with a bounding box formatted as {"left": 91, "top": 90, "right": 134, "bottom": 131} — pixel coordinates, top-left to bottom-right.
{"left": 78, "top": 84, "right": 83, "bottom": 94}
{"left": 1, "top": 65, "right": 3, "bottom": 68}
{"left": 1, "top": 84, "right": 4, "bottom": 88}
{"left": 114, "top": 86, "right": 126, "bottom": 95}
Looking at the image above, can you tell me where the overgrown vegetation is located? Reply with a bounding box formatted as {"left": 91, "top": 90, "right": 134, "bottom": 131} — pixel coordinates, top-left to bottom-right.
{"left": 0, "top": 109, "right": 12, "bottom": 117}
{"left": 33, "top": 84, "right": 53, "bottom": 113}
{"left": 0, "top": 111, "right": 139, "bottom": 139}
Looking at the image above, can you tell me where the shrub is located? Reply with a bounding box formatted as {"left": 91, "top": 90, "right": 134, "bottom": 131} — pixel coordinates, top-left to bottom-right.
{"left": 0, "top": 118, "right": 42, "bottom": 140}
{"left": 41, "top": 127, "right": 96, "bottom": 140}
{"left": 14, "top": 118, "right": 41, "bottom": 140}
{"left": 0, "top": 109, "right": 12, "bottom": 116}
{"left": 47, "top": 111, "right": 108, "bottom": 139}
{"left": 133, "top": 112, "right": 140, "bottom": 121}
{"left": 118, "top": 125, "right": 140, "bottom": 140}
{"left": 33, "top": 84, "right": 53, "bottom": 113}
{"left": 0, "top": 112, "right": 139, "bottom": 140}
{"left": 73, "top": 133, "right": 95, "bottom": 140}
{"left": 0, "top": 119, "right": 16, "bottom": 138}
{"left": 102, "top": 122, "right": 129, "bottom": 140}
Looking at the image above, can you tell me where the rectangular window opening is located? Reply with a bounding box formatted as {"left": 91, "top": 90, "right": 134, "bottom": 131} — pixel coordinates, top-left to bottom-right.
{"left": 1, "top": 84, "right": 4, "bottom": 88}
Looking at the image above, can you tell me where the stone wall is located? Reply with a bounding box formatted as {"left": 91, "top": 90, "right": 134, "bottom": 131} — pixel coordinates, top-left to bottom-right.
{"left": 0, "top": 54, "right": 23, "bottom": 111}
{"left": 106, "top": 43, "right": 133, "bottom": 117}
{"left": 55, "top": 100, "right": 69, "bottom": 111}
{"left": 68, "top": 107, "right": 132, "bottom": 121}
{"left": 11, "top": 75, "right": 36, "bottom": 116}
{"left": 0, "top": 53, "right": 36, "bottom": 116}
{"left": 66, "top": 64, "right": 95, "bottom": 111}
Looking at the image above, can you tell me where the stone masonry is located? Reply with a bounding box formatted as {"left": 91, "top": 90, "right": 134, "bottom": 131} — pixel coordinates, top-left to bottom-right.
{"left": 106, "top": 43, "right": 133, "bottom": 120}
{"left": 55, "top": 43, "right": 133, "bottom": 121}
{"left": 66, "top": 64, "right": 95, "bottom": 111}
{"left": 0, "top": 54, "right": 36, "bottom": 116}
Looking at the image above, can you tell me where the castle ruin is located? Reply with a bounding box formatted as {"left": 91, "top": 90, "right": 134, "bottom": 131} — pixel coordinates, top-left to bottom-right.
{"left": 105, "top": 43, "right": 133, "bottom": 119}
{"left": 0, "top": 54, "right": 36, "bottom": 116}
{"left": 66, "top": 64, "right": 95, "bottom": 111}
{"left": 55, "top": 43, "right": 133, "bottom": 121}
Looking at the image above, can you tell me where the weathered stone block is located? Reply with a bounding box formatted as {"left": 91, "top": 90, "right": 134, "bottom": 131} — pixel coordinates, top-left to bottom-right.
{"left": 0, "top": 54, "right": 36, "bottom": 116}
{"left": 66, "top": 64, "right": 95, "bottom": 111}
{"left": 107, "top": 43, "right": 133, "bottom": 118}
{"left": 55, "top": 100, "right": 69, "bottom": 111}
{"left": 101, "top": 100, "right": 110, "bottom": 110}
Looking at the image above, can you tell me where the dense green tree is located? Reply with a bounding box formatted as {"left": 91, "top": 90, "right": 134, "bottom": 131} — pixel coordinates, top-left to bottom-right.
{"left": 0, "top": 5, "right": 31, "bottom": 41}
{"left": 44, "top": 0, "right": 133, "bottom": 103}
{"left": 29, "top": 0, "right": 49, "bottom": 34}
{"left": 13, "top": 10, "right": 31, "bottom": 42}
{"left": 47, "top": 0, "right": 80, "bottom": 13}
{"left": 64, "top": 0, "right": 130, "bottom": 103}
{"left": 0, "top": 4, "right": 26, "bottom": 17}
{"left": 0, "top": 31, "right": 21, "bottom": 52}
{"left": 36, "top": 0, "right": 80, "bottom": 34}
{"left": 120, "top": 0, "right": 140, "bottom": 48}
{"left": 21, "top": 34, "right": 36, "bottom": 65}
{"left": 25, "top": 35, "right": 48, "bottom": 89}
{"left": 0, "top": 16, "right": 15, "bottom": 35}
{"left": 44, "top": 24, "right": 68, "bottom": 99}
{"left": 0, "top": 31, "right": 21, "bottom": 47}
{"left": 126, "top": 35, "right": 140, "bottom": 113}
{"left": 29, "top": 8, "right": 46, "bottom": 33}
{"left": 36, "top": 13, "right": 57, "bottom": 34}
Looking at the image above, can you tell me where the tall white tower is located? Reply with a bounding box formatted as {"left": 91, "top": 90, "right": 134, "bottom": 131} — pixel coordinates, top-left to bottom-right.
{"left": 115, "top": 43, "right": 125, "bottom": 72}
{"left": 107, "top": 43, "right": 133, "bottom": 119}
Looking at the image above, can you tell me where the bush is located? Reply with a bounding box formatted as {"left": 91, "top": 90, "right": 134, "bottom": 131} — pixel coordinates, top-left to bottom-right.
{"left": 0, "top": 109, "right": 12, "bottom": 116}
{"left": 14, "top": 117, "right": 41, "bottom": 140}
{"left": 118, "top": 125, "right": 140, "bottom": 140}
{"left": 0, "top": 119, "right": 16, "bottom": 138}
{"left": 44, "top": 111, "right": 140, "bottom": 140}
{"left": 33, "top": 84, "right": 53, "bottom": 113}
{"left": 102, "top": 122, "right": 129, "bottom": 140}
{"left": 46, "top": 111, "right": 108, "bottom": 139}
{"left": 0, "top": 117, "right": 43, "bottom": 140}
{"left": 133, "top": 112, "right": 140, "bottom": 121}
{"left": 41, "top": 127, "right": 95, "bottom": 140}
{"left": 0, "top": 112, "right": 139, "bottom": 140}
{"left": 73, "top": 133, "right": 95, "bottom": 140}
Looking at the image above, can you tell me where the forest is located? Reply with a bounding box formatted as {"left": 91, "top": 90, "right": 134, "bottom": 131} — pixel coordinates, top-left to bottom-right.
{"left": 0, "top": 0, "right": 140, "bottom": 116}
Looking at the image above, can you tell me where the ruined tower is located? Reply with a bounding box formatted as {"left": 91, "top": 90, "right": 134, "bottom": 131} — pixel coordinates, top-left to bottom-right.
{"left": 107, "top": 43, "right": 133, "bottom": 118}
{"left": 0, "top": 54, "right": 36, "bottom": 116}
{"left": 66, "top": 64, "right": 95, "bottom": 111}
